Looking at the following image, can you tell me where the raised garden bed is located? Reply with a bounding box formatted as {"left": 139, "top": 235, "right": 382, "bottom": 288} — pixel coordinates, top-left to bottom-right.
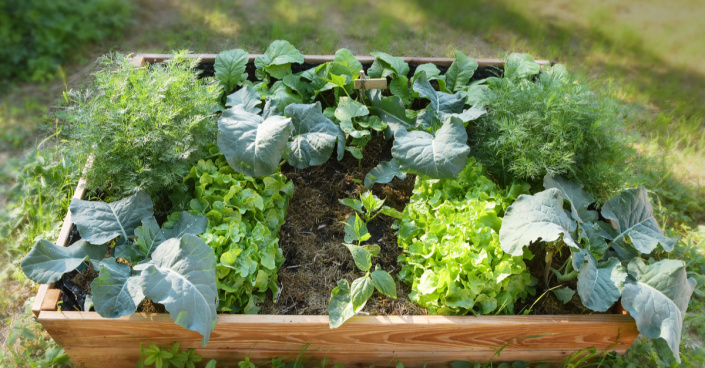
{"left": 29, "top": 51, "right": 649, "bottom": 367}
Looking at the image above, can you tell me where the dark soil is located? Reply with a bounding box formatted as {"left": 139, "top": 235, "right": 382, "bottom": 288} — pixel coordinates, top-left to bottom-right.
{"left": 259, "top": 136, "right": 426, "bottom": 316}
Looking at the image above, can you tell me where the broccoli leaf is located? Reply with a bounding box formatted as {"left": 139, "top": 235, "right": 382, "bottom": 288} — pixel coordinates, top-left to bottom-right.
{"left": 91, "top": 258, "right": 144, "bottom": 318}
{"left": 225, "top": 86, "right": 262, "bottom": 113}
{"left": 254, "top": 40, "right": 304, "bottom": 79}
{"left": 70, "top": 191, "right": 154, "bottom": 246}
{"left": 366, "top": 90, "right": 414, "bottom": 135}
{"left": 601, "top": 187, "right": 679, "bottom": 259}
{"left": 391, "top": 117, "right": 470, "bottom": 178}
{"left": 543, "top": 175, "right": 598, "bottom": 223}
{"left": 368, "top": 52, "right": 409, "bottom": 78}
{"left": 504, "top": 53, "right": 541, "bottom": 80}
{"left": 364, "top": 159, "right": 407, "bottom": 188}
{"left": 445, "top": 50, "right": 478, "bottom": 92}
{"left": 217, "top": 107, "right": 292, "bottom": 177}
{"left": 499, "top": 188, "right": 579, "bottom": 256}
{"left": 138, "top": 235, "right": 218, "bottom": 346}
{"left": 284, "top": 102, "right": 345, "bottom": 167}
{"left": 621, "top": 259, "right": 696, "bottom": 362}
{"left": 214, "top": 49, "right": 249, "bottom": 92}
{"left": 21, "top": 240, "right": 108, "bottom": 284}
{"left": 576, "top": 256, "right": 626, "bottom": 312}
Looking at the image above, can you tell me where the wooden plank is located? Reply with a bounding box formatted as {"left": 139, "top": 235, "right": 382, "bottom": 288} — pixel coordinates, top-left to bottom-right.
{"left": 31, "top": 168, "right": 89, "bottom": 316}
{"left": 133, "top": 53, "right": 552, "bottom": 67}
{"left": 62, "top": 345, "right": 617, "bottom": 368}
{"left": 130, "top": 56, "right": 145, "bottom": 68}
{"left": 354, "top": 78, "right": 388, "bottom": 90}
{"left": 40, "top": 289, "right": 61, "bottom": 311}
{"left": 39, "top": 312, "right": 637, "bottom": 355}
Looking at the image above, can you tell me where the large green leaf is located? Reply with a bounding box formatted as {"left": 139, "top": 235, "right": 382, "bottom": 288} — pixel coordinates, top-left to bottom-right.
{"left": 284, "top": 102, "right": 345, "bottom": 167}
{"left": 445, "top": 50, "right": 478, "bottom": 93}
{"left": 543, "top": 175, "right": 598, "bottom": 223}
{"left": 371, "top": 269, "right": 397, "bottom": 298}
{"left": 412, "top": 73, "right": 465, "bottom": 114}
{"left": 504, "top": 53, "right": 541, "bottom": 80}
{"left": 411, "top": 63, "right": 442, "bottom": 84}
{"left": 499, "top": 188, "right": 579, "bottom": 256}
{"left": 351, "top": 276, "right": 374, "bottom": 311}
{"left": 343, "top": 242, "right": 372, "bottom": 272}
{"left": 621, "top": 259, "right": 696, "bottom": 362}
{"left": 21, "top": 240, "right": 108, "bottom": 284}
{"left": 391, "top": 117, "right": 470, "bottom": 179}
{"left": 576, "top": 256, "right": 626, "bottom": 312}
{"left": 254, "top": 40, "right": 304, "bottom": 79}
{"left": 601, "top": 186, "right": 678, "bottom": 259}
{"left": 328, "top": 279, "right": 354, "bottom": 328}
{"left": 333, "top": 48, "right": 362, "bottom": 77}
{"left": 214, "top": 49, "right": 249, "bottom": 92}
{"left": 343, "top": 215, "right": 371, "bottom": 244}
{"left": 90, "top": 258, "right": 144, "bottom": 318}
{"left": 161, "top": 211, "right": 208, "bottom": 241}
{"left": 225, "top": 86, "right": 262, "bottom": 113}
{"left": 138, "top": 235, "right": 218, "bottom": 345}
{"left": 70, "top": 191, "right": 154, "bottom": 246}
{"left": 366, "top": 90, "right": 414, "bottom": 134}
{"left": 368, "top": 52, "right": 409, "bottom": 78}
{"left": 364, "top": 159, "right": 407, "bottom": 188}
{"left": 444, "top": 105, "right": 486, "bottom": 125}
{"left": 217, "top": 107, "right": 292, "bottom": 177}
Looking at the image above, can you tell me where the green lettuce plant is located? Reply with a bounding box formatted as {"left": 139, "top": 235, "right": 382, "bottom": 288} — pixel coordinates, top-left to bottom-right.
{"left": 499, "top": 176, "right": 696, "bottom": 362}
{"left": 20, "top": 191, "right": 217, "bottom": 345}
{"left": 396, "top": 158, "right": 534, "bottom": 315}
{"left": 183, "top": 156, "right": 294, "bottom": 314}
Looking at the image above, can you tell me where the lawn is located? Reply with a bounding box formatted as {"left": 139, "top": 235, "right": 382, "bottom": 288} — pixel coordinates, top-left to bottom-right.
{"left": 1, "top": 0, "right": 703, "bottom": 366}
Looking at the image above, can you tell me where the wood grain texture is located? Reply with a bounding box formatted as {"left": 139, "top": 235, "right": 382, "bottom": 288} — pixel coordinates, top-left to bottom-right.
{"left": 132, "top": 53, "right": 552, "bottom": 67}
{"left": 354, "top": 78, "right": 388, "bottom": 90}
{"left": 39, "top": 311, "right": 637, "bottom": 368}
{"left": 40, "top": 289, "right": 61, "bottom": 311}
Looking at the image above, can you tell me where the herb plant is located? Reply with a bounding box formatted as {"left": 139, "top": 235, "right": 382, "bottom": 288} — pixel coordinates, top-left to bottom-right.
{"left": 499, "top": 176, "right": 696, "bottom": 362}
{"left": 183, "top": 156, "right": 294, "bottom": 314}
{"left": 470, "top": 54, "right": 626, "bottom": 197}
{"left": 64, "top": 51, "right": 221, "bottom": 203}
{"left": 328, "top": 193, "right": 400, "bottom": 328}
{"left": 20, "top": 191, "right": 217, "bottom": 344}
{"left": 396, "top": 158, "right": 534, "bottom": 315}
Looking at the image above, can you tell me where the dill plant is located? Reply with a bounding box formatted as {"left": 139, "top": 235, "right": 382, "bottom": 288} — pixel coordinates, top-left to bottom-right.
{"left": 64, "top": 51, "right": 221, "bottom": 203}
{"left": 471, "top": 65, "right": 627, "bottom": 199}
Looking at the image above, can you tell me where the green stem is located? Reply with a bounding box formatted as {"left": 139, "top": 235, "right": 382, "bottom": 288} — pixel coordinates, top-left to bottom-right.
{"left": 551, "top": 261, "right": 579, "bottom": 282}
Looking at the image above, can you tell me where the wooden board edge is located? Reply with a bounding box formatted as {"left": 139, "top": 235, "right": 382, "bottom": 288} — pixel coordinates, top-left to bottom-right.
{"left": 133, "top": 53, "right": 552, "bottom": 67}
{"left": 32, "top": 161, "right": 91, "bottom": 316}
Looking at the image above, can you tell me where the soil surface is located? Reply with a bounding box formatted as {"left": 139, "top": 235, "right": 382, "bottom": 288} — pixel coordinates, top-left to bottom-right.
{"left": 260, "top": 136, "right": 426, "bottom": 316}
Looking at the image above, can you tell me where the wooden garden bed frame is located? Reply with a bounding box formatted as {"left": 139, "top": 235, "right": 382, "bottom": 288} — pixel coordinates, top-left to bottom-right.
{"left": 32, "top": 54, "right": 638, "bottom": 368}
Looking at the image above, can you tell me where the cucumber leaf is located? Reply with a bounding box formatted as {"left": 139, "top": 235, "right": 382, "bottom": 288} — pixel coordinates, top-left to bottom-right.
{"left": 70, "top": 191, "right": 154, "bottom": 246}
{"left": 139, "top": 235, "right": 218, "bottom": 345}
{"left": 90, "top": 258, "right": 144, "bottom": 318}
{"left": 284, "top": 102, "right": 345, "bottom": 168}
{"left": 368, "top": 52, "right": 409, "bottom": 78}
{"left": 21, "top": 240, "right": 108, "bottom": 284}
{"left": 217, "top": 107, "right": 292, "bottom": 177}
{"left": 333, "top": 48, "right": 362, "bottom": 77}
{"left": 504, "top": 53, "right": 540, "bottom": 80}
{"left": 254, "top": 40, "right": 304, "bottom": 79}
{"left": 621, "top": 259, "right": 696, "bottom": 362}
{"left": 391, "top": 117, "right": 470, "bottom": 179}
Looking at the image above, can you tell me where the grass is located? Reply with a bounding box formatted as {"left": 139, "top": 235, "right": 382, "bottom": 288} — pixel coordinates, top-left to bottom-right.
{"left": 0, "top": 0, "right": 703, "bottom": 366}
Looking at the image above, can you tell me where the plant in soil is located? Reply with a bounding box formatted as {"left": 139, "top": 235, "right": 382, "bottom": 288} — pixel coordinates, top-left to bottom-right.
{"left": 395, "top": 158, "right": 534, "bottom": 315}
{"left": 182, "top": 155, "right": 294, "bottom": 314}
{"left": 20, "top": 191, "right": 218, "bottom": 345}
{"left": 470, "top": 54, "right": 627, "bottom": 199}
{"left": 328, "top": 192, "right": 399, "bottom": 328}
{"left": 62, "top": 51, "right": 222, "bottom": 204}
{"left": 499, "top": 175, "right": 697, "bottom": 362}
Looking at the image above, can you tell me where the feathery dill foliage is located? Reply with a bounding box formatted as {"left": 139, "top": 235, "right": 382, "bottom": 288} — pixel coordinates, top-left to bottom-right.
{"left": 66, "top": 51, "right": 221, "bottom": 202}
{"left": 471, "top": 66, "right": 627, "bottom": 199}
